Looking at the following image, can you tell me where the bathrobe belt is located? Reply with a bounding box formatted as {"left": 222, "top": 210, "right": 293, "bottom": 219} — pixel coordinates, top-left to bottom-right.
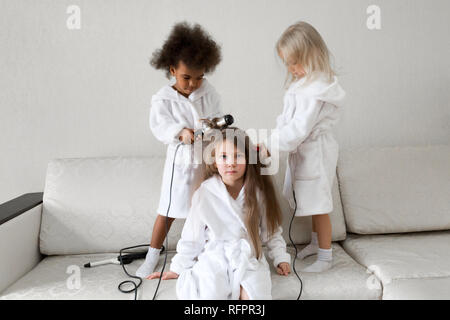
{"left": 205, "top": 239, "right": 259, "bottom": 300}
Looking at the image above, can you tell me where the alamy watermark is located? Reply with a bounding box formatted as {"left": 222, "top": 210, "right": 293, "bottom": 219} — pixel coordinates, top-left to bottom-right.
{"left": 66, "top": 5, "right": 81, "bottom": 30}
{"left": 66, "top": 265, "right": 81, "bottom": 290}
{"left": 366, "top": 5, "right": 381, "bottom": 30}
{"left": 176, "top": 128, "right": 280, "bottom": 176}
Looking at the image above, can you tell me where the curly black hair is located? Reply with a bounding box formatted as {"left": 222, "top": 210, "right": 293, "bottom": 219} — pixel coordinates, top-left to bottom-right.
{"left": 150, "top": 22, "right": 222, "bottom": 78}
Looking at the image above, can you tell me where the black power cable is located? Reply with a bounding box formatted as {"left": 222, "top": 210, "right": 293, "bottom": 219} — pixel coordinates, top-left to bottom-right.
{"left": 288, "top": 191, "right": 303, "bottom": 300}
{"left": 118, "top": 244, "right": 154, "bottom": 300}
{"left": 118, "top": 142, "right": 182, "bottom": 300}
{"left": 151, "top": 142, "right": 182, "bottom": 300}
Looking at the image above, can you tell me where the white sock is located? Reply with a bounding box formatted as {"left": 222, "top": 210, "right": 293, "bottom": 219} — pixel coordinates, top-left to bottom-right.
{"left": 296, "top": 232, "right": 319, "bottom": 260}
{"left": 135, "top": 247, "right": 162, "bottom": 278}
{"left": 301, "top": 247, "right": 333, "bottom": 273}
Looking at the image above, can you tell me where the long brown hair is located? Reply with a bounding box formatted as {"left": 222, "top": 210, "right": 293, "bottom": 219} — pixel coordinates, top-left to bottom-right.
{"left": 202, "top": 127, "right": 283, "bottom": 259}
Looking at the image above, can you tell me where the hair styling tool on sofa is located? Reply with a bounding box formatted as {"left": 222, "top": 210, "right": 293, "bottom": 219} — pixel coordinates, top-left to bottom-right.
{"left": 117, "top": 141, "right": 182, "bottom": 300}
{"left": 84, "top": 250, "right": 157, "bottom": 268}
{"left": 289, "top": 191, "right": 303, "bottom": 300}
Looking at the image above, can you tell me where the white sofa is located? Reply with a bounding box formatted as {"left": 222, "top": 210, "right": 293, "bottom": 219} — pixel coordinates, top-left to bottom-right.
{"left": 0, "top": 145, "right": 449, "bottom": 300}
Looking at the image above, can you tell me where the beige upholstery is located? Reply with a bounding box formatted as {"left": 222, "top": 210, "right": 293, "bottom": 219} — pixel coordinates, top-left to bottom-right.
{"left": 40, "top": 156, "right": 183, "bottom": 254}
{"left": 0, "top": 205, "right": 42, "bottom": 293}
{"left": 40, "top": 155, "right": 346, "bottom": 256}
{"left": 383, "top": 277, "right": 450, "bottom": 300}
{"left": 338, "top": 145, "right": 450, "bottom": 234}
{"left": 342, "top": 231, "right": 450, "bottom": 299}
{"left": 0, "top": 244, "right": 380, "bottom": 300}
{"left": 2, "top": 145, "right": 449, "bottom": 300}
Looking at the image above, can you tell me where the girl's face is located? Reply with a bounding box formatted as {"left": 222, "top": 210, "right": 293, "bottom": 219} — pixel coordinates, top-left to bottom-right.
{"left": 170, "top": 61, "right": 205, "bottom": 97}
{"left": 278, "top": 50, "right": 306, "bottom": 79}
{"left": 214, "top": 139, "right": 247, "bottom": 186}
{"left": 287, "top": 62, "right": 305, "bottom": 79}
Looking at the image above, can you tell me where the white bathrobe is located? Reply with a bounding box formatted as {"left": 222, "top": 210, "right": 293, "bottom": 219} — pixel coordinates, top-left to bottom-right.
{"left": 265, "top": 73, "right": 346, "bottom": 216}
{"left": 149, "top": 79, "right": 222, "bottom": 218}
{"left": 169, "top": 175, "right": 291, "bottom": 300}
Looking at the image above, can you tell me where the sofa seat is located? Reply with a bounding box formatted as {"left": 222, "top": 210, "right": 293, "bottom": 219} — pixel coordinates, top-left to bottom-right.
{"left": 0, "top": 252, "right": 177, "bottom": 300}
{"left": 273, "top": 244, "right": 381, "bottom": 299}
{"left": 342, "top": 231, "right": 450, "bottom": 299}
{"left": 382, "top": 278, "right": 450, "bottom": 300}
{"left": 0, "top": 243, "right": 381, "bottom": 300}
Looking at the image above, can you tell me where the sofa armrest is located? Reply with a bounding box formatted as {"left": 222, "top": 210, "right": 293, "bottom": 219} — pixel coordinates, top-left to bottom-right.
{"left": 0, "top": 193, "right": 43, "bottom": 225}
{"left": 0, "top": 193, "right": 44, "bottom": 294}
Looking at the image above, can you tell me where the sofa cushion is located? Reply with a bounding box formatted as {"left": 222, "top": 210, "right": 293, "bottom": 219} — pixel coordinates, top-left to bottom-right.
{"left": 342, "top": 231, "right": 450, "bottom": 299}
{"left": 338, "top": 145, "right": 450, "bottom": 234}
{"left": 40, "top": 157, "right": 186, "bottom": 255}
{"left": 0, "top": 252, "right": 177, "bottom": 300}
{"left": 272, "top": 244, "right": 380, "bottom": 299}
{"left": 382, "top": 277, "right": 450, "bottom": 300}
{"left": 40, "top": 155, "right": 346, "bottom": 255}
{"left": 0, "top": 244, "right": 380, "bottom": 300}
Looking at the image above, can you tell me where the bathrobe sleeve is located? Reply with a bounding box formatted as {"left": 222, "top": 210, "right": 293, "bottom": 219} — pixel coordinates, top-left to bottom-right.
{"left": 169, "top": 191, "right": 207, "bottom": 275}
{"left": 266, "top": 95, "right": 322, "bottom": 154}
{"left": 260, "top": 204, "right": 291, "bottom": 268}
{"left": 149, "top": 98, "right": 188, "bottom": 145}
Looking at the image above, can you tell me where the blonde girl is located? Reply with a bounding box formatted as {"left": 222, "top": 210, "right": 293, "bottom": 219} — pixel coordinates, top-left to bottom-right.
{"left": 263, "top": 21, "right": 346, "bottom": 272}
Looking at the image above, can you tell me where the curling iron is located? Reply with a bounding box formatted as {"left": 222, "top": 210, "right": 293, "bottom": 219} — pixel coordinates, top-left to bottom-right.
{"left": 83, "top": 248, "right": 164, "bottom": 268}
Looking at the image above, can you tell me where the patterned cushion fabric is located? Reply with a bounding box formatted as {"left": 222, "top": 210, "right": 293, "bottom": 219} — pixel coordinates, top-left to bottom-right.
{"left": 342, "top": 231, "right": 450, "bottom": 299}
{"left": 40, "top": 155, "right": 346, "bottom": 255}
{"left": 337, "top": 145, "right": 450, "bottom": 234}
{"left": 40, "top": 156, "right": 185, "bottom": 255}
{"left": 382, "top": 277, "right": 450, "bottom": 300}
{"left": 0, "top": 244, "right": 380, "bottom": 300}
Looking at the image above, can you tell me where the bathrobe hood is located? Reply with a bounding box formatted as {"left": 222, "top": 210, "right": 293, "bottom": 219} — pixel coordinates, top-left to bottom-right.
{"left": 198, "top": 174, "right": 248, "bottom": 232}
{"left": 202, "top": 174, "right": 245, "bottom": 203}
{"left": 287, "top": 72, "right": 346, "bottom": 107}
{"left": 152, "top": 78, "right": 217, "bottom": 103}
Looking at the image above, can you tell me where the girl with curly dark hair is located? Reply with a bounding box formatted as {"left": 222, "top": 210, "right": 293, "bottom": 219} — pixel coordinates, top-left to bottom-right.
{"left": 136, "top": 22, "right": 223, "bottom": 278}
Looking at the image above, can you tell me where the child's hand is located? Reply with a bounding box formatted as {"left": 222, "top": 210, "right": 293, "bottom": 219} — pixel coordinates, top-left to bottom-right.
{"left": 276, "top": 262, "right": 291, "bottom": 276}
{"left": 257, "top": 143, "right": 271, "bottom": 158}
{"left": 179, "top": 128, "right": 194, "bottom": 144}
{"left": 147, "top": 271, "right": 179, "bottom": 280}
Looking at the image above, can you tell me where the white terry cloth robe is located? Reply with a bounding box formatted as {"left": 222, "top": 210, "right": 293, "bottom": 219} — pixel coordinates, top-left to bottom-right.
{"left": 264, "top": 72, "right": 346, "bottom": 216}
{"left": 169, "top": 174, "right": 291, "bottom": 300}
{"left": 149, "top": 79, "right": 222, "bottom": 218}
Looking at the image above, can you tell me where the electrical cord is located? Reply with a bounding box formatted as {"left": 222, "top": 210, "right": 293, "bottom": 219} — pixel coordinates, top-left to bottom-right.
{"left": 118, "top": 244, "right": 162, "bottom": 300}
{"left": 288, "top": 190, "right": 303, "bottom": 300}
{"left": 152, "top": 142, "right": 182, "bottom": 300}
{"left": 118, "top": 142, "right": 182, "bottom": 300}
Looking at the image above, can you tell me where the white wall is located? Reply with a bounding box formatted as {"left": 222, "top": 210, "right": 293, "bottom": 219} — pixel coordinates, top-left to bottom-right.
{"left": 1, "top": 0, "right": 449, "bottom": 203}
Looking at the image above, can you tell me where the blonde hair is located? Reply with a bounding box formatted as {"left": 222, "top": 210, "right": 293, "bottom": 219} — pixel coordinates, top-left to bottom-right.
{"left": 276, "top": 21, "right": 335, "bottom": 86}
{"left": 202, "top": 127, "right": 283, "bottom": 259}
